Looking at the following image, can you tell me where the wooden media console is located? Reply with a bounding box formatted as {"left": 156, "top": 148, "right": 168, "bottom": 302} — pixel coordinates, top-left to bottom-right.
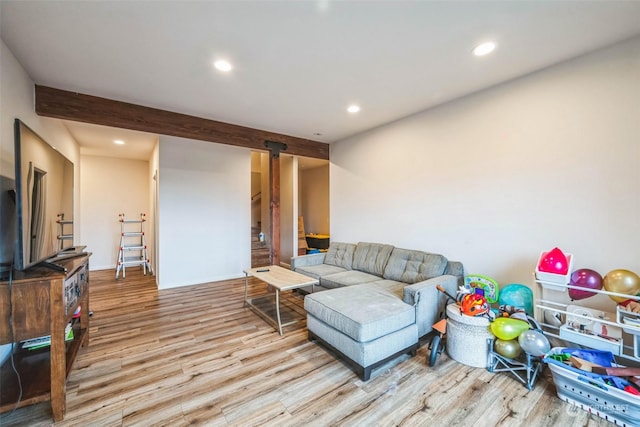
{"left": 0, "top": 254, "right": 91, "bottom": 421}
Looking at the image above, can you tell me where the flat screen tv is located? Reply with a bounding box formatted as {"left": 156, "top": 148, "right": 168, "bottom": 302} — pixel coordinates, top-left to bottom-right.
{"left": 13, "top": 119, "right": 74, "bottom": 271}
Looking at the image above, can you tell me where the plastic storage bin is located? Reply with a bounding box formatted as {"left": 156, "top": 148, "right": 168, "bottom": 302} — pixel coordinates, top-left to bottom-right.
{"left": 544, "top": 348, "right": 640, "bottom": 427}
{"left": 617, "top": 306, "right": 640, "bottom": 336}
{"left": 558, "top": 324, "right": 623, "bottom": 355}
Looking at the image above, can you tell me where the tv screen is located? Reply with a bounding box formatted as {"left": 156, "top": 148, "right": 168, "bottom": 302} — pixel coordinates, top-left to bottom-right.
{"left": 14, "top": 119, "right": 74, "bottom": 271}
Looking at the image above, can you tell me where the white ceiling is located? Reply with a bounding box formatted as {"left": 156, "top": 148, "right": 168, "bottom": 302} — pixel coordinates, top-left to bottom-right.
{"left": 60, "top": 120, "right": 158, "bottom": 161}
{"left": 2, "top": 1, "right": 640, "bottom": 160}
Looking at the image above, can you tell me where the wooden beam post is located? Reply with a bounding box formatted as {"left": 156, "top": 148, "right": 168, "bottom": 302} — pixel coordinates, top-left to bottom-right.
{"left": 264, "top": 141, "right": 287, "bottom": 267}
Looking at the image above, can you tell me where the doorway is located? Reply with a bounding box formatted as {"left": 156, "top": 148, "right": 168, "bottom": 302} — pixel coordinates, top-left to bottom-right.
{"left": 251, "top": 152, "right": 270, "bottom": 267}
{"left": 249, "top": 152, "right": 329, "bottom": 268}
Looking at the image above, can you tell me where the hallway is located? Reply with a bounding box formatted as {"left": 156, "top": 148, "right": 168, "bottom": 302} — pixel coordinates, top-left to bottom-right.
{"left": 251, "top": 227, "right": 270, "bottom": 267}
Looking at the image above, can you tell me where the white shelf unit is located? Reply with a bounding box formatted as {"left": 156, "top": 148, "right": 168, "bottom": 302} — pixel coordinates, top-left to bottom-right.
{"left": 535, "top": 276, "right": 640, "bottom": 363}
{"left": 115, "top": 213, "right": 153, "bottom": 279}
{"left": 56, "top": 213, "right": 74, "bottom": 251}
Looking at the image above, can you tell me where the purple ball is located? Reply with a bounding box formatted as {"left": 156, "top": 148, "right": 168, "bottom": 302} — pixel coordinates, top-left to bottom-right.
{"left": 568, "top": 269, "right": 603, "bottom": 300}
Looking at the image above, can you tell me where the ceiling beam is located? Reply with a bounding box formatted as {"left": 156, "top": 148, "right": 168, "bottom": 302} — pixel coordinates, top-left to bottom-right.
{"left": 35, "top": 85, "right": 329, "bottom": 160}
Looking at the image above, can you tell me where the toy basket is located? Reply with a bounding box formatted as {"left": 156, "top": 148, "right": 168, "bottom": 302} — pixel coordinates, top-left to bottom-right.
{"left": 543, "top": 348, "right": 640, "bottom": 426}
{"left": 445, "top": 303, "right": 493, "bottom": 368}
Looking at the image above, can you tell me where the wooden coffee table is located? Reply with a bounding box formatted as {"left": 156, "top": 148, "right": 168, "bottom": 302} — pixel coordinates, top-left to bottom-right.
{"left": 243, "top": 265, "right": 318, "bottom": 335}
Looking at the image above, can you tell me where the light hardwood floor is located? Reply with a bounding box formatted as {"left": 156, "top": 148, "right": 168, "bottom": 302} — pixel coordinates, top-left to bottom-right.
{"left": 0, "top": 268, "right": 610, "bottom": 427}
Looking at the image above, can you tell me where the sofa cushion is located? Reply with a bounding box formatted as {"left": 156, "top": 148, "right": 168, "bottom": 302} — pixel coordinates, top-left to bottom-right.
{"left": 444, "top": 260, "right": 464, "bottom": 278}
{"left": 320, "top": 270, "right": 381, "bottom": 289}
{"left": 295, "top": 264, "right": 349, "bottom": 280}
{"left": 304, "top": 286, "right": 416, "bottom": 343}
{"left": 366, "top": 279, "right": 406, "bottom": 299}
{"left": 352, "top": 242, "right": 394, "bottom": 276}
{"left": 324, "top": 242, "right": 356, "bottom": 269}
{"left": 383, "top": 248, "right": 448, "bottom": 284}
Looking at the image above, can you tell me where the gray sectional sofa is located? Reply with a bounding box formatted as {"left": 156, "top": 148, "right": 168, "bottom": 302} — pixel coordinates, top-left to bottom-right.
{"left": 291, "top": 242, "right": 463, "bottom": 380}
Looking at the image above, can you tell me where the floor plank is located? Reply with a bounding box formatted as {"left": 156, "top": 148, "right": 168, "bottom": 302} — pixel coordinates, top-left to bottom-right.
{"left": 0, "top": 268, "right": 613, "bottom": 426}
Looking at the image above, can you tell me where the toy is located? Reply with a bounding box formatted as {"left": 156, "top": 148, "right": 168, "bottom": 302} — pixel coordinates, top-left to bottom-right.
{"left": 621, "top": 300, "right": 640, "bottom": 313}
{"left": 568, "top": 268, "right": 603, "bottom": 300}
{"left": 460, "top": 293, "right": 489, "bottom": 317}
{"left": 464, "top": 275, "right": 499, "bottom": 303}
{"left": 490, "top": 317, "right": 530, "bottom": 340}
{"left": 494, "top": 338, "right": 522, "bottom": 359}
{"left": 455, "top": 285, "right": 472, "bottom": 302}
{"left": 518, "top": 329, "right": 550, "bottom": 357}
{"left": 498, "top": 284, "right": 534, "bottom": 316}
{"left": 538, "top": 247, "right": 569, "bottom": 275}
{"left": 509, "top": 312, "right": 528, "bottom": 322}
{"left": 603, "top": 269, "right": 640, "bottom": 303}
{"left": 487, "top": 316, "right": 546, "bottom": 390}
{"left": 428, "top": 285, "right": 458, "bottom": 367}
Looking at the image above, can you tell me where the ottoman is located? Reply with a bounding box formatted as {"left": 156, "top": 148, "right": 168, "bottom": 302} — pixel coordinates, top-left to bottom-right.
{"left": 304, "top": 285, "right": 419, "bottom": 380}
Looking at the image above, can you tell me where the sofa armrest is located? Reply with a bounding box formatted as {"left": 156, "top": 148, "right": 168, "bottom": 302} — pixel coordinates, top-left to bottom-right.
{"left": 290, "top": 252, "right": 327, "bottom": 270}
{"left": 403, "top": 275, "right": 460, "bottom": 338}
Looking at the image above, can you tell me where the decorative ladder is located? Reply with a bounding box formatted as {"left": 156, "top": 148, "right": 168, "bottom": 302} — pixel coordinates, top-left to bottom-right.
{"left": 56, "top": 213, "right": 74, "bottom": 251}
{"left": 116, "top": 213, "right": 153, "bottom": 279}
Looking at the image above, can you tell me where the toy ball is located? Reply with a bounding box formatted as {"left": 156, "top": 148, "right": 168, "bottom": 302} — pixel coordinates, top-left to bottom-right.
{"left": 538, "top": 247, "right": 569, "bottom": 275}
{"left": 494, "top": 339, "right": 522, "bottom": 359}
{"left": 603, "top": 269, "right": 640, "bottom": 303}
{"left": 490, "top": 317, "right": 530, "bottom": 341}
{"left": 518, "top": 329, "right": 550, "bottom": 357}
{"left": 498, "top": 284, "right": 534, "bottom": 316}
{"left": 568, "top": 269, "right": 603, "bottom": 300}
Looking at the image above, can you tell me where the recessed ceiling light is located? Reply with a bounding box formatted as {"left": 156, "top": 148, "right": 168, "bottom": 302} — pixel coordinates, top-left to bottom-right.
{"left": 473, "top": 42, "right": 496, "bottom": 56}
{"left": 113, "top": 139, "right": 125, "bottom": 145}
{"left": 347, "top": 105, "right": 361, "bottom": 114}
{"left": 214, "top": 59, "right": 233, "bottom": 72}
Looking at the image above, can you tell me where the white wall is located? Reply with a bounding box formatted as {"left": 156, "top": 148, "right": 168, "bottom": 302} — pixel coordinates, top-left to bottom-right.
{"left": 280, "top": 155, "right": 297, "bottom": 265}
{"left": 158, "top": 136, "right": 250, "bottom": 288}
{"left": 149, "top": 142, "right": 160, "bottom": 283}
{"left": 331, "top": 37, "right": 640, "bottom": 289}
{"left": 80, "top": 155, "right": 151, "bottom": 270}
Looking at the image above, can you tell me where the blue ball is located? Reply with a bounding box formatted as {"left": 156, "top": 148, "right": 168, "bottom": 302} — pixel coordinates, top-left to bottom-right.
{"left": 499, "top": 284, "right": 534, "bottom": 316}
